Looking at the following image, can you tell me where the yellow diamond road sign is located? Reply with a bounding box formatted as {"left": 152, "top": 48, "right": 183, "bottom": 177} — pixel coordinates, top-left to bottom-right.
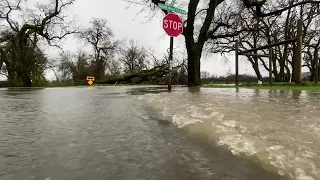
{"left": 87, "top": 76, "right": 95, "bottom": 86}
{"left": 88, "top": 80, "right": 93, "bottom": 85}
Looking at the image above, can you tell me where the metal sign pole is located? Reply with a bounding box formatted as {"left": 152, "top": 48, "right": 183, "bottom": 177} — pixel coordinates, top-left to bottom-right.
{"left": 160, "top": 0, "right": 185, "bottom": 91}
{"left": 168, "top": 37, "right": 173, "bottom": 91}
{"left": 269, "top": 47, "right": 273, "bottom": 85}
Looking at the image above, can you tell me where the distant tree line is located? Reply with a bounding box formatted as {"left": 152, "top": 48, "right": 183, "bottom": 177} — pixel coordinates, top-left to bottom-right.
{"left": 200, "top": 71, "right": 271, "bottom": 84}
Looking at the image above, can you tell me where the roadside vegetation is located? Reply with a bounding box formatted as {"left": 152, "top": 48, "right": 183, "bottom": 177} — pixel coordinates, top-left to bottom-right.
{"left": 204, "top": 82, "right": 320, "bottom": 91}
{"left": 202, "top": 74, "right": 320, "bottom": 90}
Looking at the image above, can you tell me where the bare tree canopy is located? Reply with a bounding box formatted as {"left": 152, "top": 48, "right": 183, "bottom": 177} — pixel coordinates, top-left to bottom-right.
{"left": 79, "top": 18, "right": 119, "bottom": 82}
{"left": 124, "top": 0, "right": 320, "bottom": 86}
{"left": 119, "top": 39, "right": 149, "bottom": 75}
{"left": 0, "top": 0, "right": 78, "bottom": 86}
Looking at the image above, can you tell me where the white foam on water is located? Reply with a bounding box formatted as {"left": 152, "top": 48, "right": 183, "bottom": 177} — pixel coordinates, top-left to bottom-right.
{"left": 295, "top": 168, "right": 315, "bottom": 180}
{"left": 221, "top": 120, "right": 237, "bottom": 128}
{"left": 217, "top": 134, "right": 257, "bottom": 156}
{"left": 172, "top": 114, "right": 203, "bottom": 128}
{"left": 138, "top": 92, "right": 320, "bottom": 180}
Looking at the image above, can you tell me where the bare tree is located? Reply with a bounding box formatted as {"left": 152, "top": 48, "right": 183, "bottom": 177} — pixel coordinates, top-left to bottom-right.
{"left": 148, "top": 48, "right": 187, "bottom": 84}
{"left": 300, "top": 2, "right": 320, "bottom": 81}
{"left": 0, "top": 0, "right": 78, "bottom": 86}
{"left": 46, "top": 58, "right": 61, "bottom": 82}
{"left": 201, "top": 71, "right": 210, "bottom": 79}
{"left": 119, "top": 39, "right": 149, "bottom": 75}
{"left": 79, "top": 18, "right": 119, "bottom": 82}
{"left": 106, "top": 59, "right": 122, "bottom": 77}
{"left": 58, "top": 49, "right": 93, "bottom": 83}
{"left": 149, "top": 49, "right": 168, "bottom": 67}
{"left": 207, "top": 0, "right": 320, "bottom": 83}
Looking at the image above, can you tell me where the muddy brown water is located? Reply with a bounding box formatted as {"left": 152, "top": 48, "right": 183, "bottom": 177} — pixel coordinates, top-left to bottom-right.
{"left": 0, "top": 86, "right": 319, "bottom": 180}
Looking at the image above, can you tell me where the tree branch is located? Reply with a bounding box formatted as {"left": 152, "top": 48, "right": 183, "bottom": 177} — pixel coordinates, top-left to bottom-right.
{"left": 209, "top": 28, "right": 251, "bottom": 40}
{"left": 258, "top": 0, "right": 320, "bottom": 17}
{"left": 206, "top": 22, "right": 232, "bottom": 40}
{"left": 197, "top": 0, "right": 224, "bottom": 49}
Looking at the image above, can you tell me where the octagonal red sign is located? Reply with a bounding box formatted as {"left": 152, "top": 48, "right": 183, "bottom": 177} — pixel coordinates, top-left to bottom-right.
{"left": 162, "top": 13, "right": 183, "bottom": 37}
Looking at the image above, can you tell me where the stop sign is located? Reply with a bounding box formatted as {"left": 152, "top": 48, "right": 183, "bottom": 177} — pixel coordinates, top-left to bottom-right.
{"left": 162, "top": 13, "right": 183, "bottom": 37}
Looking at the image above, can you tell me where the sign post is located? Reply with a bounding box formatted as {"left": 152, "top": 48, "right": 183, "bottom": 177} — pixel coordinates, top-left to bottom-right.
{"left": 162, "top": 12, "right": 184, "bottom": 91}
{"left": 86, "top": 76, "right": 95, "bottom": 86}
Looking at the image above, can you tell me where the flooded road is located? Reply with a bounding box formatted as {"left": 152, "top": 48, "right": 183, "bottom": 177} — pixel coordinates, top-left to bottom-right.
{"left": 0, "top": 86, "right": 318, "bottom": 180}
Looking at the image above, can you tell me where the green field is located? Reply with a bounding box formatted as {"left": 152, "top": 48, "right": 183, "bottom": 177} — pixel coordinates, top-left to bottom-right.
{"left": 204, "top": 82, "right": 320, "bottom": 91}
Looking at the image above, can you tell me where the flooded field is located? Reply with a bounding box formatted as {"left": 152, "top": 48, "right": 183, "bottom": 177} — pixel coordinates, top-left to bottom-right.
{"left": 0, "top": 86, "right": 319, "bottom": 180}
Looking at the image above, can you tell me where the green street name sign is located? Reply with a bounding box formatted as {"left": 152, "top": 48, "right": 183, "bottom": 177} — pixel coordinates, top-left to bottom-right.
{"left": 158, "top": 3, "right": 186, "bottom": 15}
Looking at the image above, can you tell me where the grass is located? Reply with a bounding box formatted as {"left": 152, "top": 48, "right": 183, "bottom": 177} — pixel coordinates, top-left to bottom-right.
{"left": 4, "top": 80, "right": 320, "bottom": 91}
{"left": 203, "top": 82, "right": 320, "bottom": 91}
{"left": 203, "top": 83, "right": 237, "bottom": 88}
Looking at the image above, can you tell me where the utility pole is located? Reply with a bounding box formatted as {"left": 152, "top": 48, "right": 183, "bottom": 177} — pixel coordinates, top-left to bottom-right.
{"left": 269, "top": 47, "right": 273, "bottom": 85}
{"left": 295, "top": 18, "right": 302, "bottom": 84}
{"left": 235, "top": 40, "right": 239, "bottom": 86}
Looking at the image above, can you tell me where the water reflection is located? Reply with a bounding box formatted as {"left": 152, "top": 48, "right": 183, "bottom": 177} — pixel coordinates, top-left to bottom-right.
{"left": 235, "top": 87, "right": 240, "bottom": 93}
{"left": 187, "top": 86, "right": 201, "bottom": 93}
{"left": 279, "top": 90, "right": 286, "bottom": 95}
{"left": 126, "top": 86, "right": 170, "bottom": 95}
{"left": 267, "top": 90, "right": 275, "bottom": 98}
{"left": 291, "top": 90, "right": 302, "bottom": 101}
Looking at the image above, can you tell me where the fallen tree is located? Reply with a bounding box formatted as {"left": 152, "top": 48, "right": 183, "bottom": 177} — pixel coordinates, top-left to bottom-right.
{"left": 98, "top": 65, "right": 168, "bottom": 84}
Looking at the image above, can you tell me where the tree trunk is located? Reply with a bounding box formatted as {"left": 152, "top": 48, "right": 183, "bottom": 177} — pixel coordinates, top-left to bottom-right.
{"left": 182, "top": 0, "right": 219, "bottom": 87}
{"left": 7, "top": 70, "right": 15, "bottom": 81}
{"left": 292, "top": 43, "right": 296, "bottom": 82}
{"left": 310, "top": 60, "right": 315, "bottom": 81}
{"left": 252, "top": 63, "right": 262, "bottom": 80}
{"left": 279, "top": 57, "right": 286, "bottom": 81}
{"left": 293, "top": 19, "right": 302, "bottom": 84}
{"left": 252, "top": 22, "right": 261, "bottom": 81}
{"left": 284, "top": 64, "right": 291, "bottom": 82}
{"left": 273, "top": 56, "right": 281, "bottom": 82}
{"left": 315, "top": 49, "right": 319, "bottom": 82}
{"left": 18, "top": 33, "right": 32, "bottom": 87}
{"left": 318, "top": 64, "right": 320, "bottom": 82}
{"left": 187, "top": 47, "right": 201, "bottom": 86}
{"left": 22, "top": 72, "right": 32, "bottom": 87}
{"left": 96, "top": 49, "right": 101, "bottom": 84}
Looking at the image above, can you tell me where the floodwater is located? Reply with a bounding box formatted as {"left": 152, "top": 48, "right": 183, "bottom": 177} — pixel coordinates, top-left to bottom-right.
{"left": 0, "top": 86, "right": 319, "bottom": 180}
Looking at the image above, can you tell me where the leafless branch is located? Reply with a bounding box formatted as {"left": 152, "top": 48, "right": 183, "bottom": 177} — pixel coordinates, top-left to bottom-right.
{"left": 259, "top": 0, "right": 320, "bottom": 17}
